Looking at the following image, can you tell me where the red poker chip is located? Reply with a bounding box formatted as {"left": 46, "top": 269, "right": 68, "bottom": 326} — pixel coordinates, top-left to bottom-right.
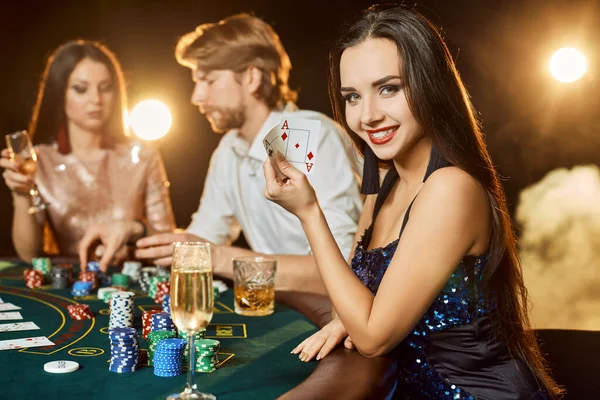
{"left": 78, "top": 271, "right": 98, "bottom": 289}
{"left": 141, "top": 310, "right": 162, "bottom": 339}
{"left": 24, "top": 269, "right": 45, "bottom": 288}
{"left": 67, "top": 304, "right": 93, "bottom": 320}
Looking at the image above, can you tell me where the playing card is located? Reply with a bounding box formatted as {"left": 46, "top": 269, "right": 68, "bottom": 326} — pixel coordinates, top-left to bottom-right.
{"left": 0, "top": 312, "right": 23, "bottom": 321}
{"left": 263, "top": 117, "right": 321, "bottom": 175}
{"left": 0, "top": 321, "right": 40, "bottom": 333}
{"left": 263, "top": 124, "right": 287, "bottom": 160}
{"left": 0, "top": 336, "right": 54, "bottom": 350}
{"left": 263, "top": 123, "right": 290, "bottom": 180}
{"left": 0, "top": 303, "right": 21, "bottom": 312}
{"left": 280, "top": 118, "right": 320, "bottom": 174}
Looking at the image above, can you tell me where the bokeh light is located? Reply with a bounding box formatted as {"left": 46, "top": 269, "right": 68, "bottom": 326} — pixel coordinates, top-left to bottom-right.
{"left": 549, "top": 48, "right": 587, "bottom": 83}
{"left": 129, "top": 99, "right": 172, "bottom": 140}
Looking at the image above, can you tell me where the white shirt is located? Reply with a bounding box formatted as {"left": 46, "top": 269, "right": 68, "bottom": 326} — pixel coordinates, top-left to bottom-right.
{"left": 187, "top": 103, "right": 362, "bottom": 259}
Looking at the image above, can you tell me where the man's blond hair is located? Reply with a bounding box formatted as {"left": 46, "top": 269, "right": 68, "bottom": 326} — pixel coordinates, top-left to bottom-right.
{"left": 176, "top": 13, "right": 297, "bottom": 108}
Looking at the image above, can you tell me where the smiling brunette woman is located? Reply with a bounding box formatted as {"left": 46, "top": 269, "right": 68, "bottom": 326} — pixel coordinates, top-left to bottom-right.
{"left": 263, "top": 4, "right": 562, "bottom": 399}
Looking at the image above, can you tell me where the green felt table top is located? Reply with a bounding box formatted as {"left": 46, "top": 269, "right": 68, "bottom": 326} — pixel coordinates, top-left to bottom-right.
{"left": 0, "top": 262, "right": 319, "bottom": 400}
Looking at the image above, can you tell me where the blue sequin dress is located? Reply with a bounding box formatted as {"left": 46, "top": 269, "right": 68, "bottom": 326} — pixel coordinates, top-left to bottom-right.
{"left": 351, "top": 167, "right": 549, "bottom": 400}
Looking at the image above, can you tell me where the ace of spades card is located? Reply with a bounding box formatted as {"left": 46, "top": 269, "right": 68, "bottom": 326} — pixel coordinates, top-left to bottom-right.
{"left": 263, "top": 117, "right": 321, "bottom": 175}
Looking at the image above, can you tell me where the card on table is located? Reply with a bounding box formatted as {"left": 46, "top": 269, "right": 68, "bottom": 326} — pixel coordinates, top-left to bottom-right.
{"left": 0, "top": 303, "right": 21, "bottom": 312}
{"left": 0, "top": 336, "right": 54, "bottom": 350}
{"left": 0, "top": 312, "right": 23, "bottom": 321}
{"left": 263, "top": 117, "right": 321, "bottom": 175}
{"left": 0, "top": 321, "right": 40, "bottom": 333}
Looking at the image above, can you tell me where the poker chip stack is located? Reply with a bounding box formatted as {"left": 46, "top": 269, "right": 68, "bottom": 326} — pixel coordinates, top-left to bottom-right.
{"left": 79, "top": 271, "right": 99, "bottom": 290}
{"left": 109, "top": 291, "right": 135, "bottom": 329}
{"left": 56, "top": 263, "right": 74, "bottom": 284}
{"left": 147, "top": 330, "right": 177, "bottom": 366}
{"left": 142, "top": 310, "right": 163, "bottom": 340}
{"left": 111, "top": 274, "right": 130, "bottom": 289}
{"left": 195, "top": 339, "right": 220, "bottom": 373}
{"left": 151, "top": 312, "right": 176, "bottom": 332}
{"left": 161, "top": 294, "right": 171, "bottom": 314}
{"left": 148, "top": 276, "right": 169, "bottom": 300}
{"left": 122, "top": 261, "right": 142, "bottom": 283}
{"left": 50, "top": 266, "right": 69, "bottom": 289}
{"left": 153, "top": 338, "right": 187, "bottom": 377}
{"left": 32, "top": 257, "right": 51, "bottom": 278}
{"left": 71, "top": 281, "right": 93, "bottom": 296}
{"left": 87, "top": 262, "right": 111, "bottom": 287}
{"left": 24, "top": 269, "right": 45, "bottom": 289}
{"left": 179, "top": 330, "right": 207, "bottom": 367}
{"left": 139, "top": 267, "right": 157, "bottom": 293}
{"left": 67, "top": 304, "right": 93, "bottom": 320}
{"left": 109, "top": 327, "right": 139, "bottom": 373}
{"left": 153, "top": 281, "right": 170, "bottom": 304}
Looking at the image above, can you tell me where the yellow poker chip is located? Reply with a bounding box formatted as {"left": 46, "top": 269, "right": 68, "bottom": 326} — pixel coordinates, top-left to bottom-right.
{"left": 44, "top": 360, "right": 79, "bottom": 374}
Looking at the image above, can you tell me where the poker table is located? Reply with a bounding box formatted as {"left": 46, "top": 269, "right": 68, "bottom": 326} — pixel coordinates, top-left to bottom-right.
{"left": 0, "top": 259, "right": 397, "bottom": 399}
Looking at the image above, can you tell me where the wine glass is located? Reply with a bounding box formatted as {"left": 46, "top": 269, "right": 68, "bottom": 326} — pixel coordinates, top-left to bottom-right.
{"left": 168, "top": 242, "right": 216, "bottom": 400}
{"left": 5, "top": 130, "right": 48, "bottom": 214}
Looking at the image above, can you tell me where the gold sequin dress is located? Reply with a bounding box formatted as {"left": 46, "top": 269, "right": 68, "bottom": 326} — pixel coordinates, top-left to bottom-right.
{"left": 34, "top": 142, "right": 175, "bottom": 255}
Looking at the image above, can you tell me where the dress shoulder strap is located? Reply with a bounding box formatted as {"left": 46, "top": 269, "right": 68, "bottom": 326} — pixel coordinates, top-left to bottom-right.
{"left": 371, "top": 168, "right": 399, "bottom": 223}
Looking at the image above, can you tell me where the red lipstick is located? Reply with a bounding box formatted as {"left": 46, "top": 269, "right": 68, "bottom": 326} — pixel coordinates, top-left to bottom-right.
{"left": 365, "top": 125, "right": 399, "bottom": 145}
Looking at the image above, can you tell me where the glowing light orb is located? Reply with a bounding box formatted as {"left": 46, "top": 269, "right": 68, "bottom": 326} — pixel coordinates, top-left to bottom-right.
{"left": 549, "top": 48, "right": 587, "bottom": 83}
{"left": 129, "top": 100, "right": 172, "bottom": 140}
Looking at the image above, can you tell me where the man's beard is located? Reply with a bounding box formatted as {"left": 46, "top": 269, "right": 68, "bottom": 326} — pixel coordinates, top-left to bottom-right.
{"left": 204, "top": 105, "right": 245, "bottom": 133}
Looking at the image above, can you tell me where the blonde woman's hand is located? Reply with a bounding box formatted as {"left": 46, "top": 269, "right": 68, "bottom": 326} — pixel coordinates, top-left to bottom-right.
{"left": 78, "top": 221, "right": 143, "bottom": 272}
{"left": 291, "top": 318, "right": 355, "bottom": 362}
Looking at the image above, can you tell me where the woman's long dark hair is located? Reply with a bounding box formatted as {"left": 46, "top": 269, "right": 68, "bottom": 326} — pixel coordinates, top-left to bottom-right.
{"left": 28, "top": 40, "right": 128, "bottom": 152}
{"left": 329, "top": 5, "right": 562, "bottom": 398}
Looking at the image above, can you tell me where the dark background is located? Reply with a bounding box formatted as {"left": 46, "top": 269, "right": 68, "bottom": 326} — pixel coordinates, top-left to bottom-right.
{"left": 0, "top": 0, "right": 598, "bottom": 255}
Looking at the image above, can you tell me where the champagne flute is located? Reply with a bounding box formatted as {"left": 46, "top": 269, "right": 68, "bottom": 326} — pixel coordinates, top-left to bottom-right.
{"left": 5, "top": 130, "right": 48, "bottom": 214}
{"left": 168, "top": 242, "right": 216, "bottom": 400}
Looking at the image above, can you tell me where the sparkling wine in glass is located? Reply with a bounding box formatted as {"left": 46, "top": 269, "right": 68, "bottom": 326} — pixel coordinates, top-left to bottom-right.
{"left": 167, "top": 242, "right": 216, "bottom": 400}
{"left": 5, "top": 130, "right": 48, "bottom": 214}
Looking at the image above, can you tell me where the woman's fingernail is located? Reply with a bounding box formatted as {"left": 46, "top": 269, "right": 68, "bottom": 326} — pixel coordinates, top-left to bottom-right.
{"left": 276, "top": 151, "right": 285, "bottom": 161}
{"left": 316, "top": 354, "right": 321, "bottom": 361}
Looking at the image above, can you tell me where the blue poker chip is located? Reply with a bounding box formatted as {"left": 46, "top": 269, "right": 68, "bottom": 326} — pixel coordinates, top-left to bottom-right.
{"left": 109, "top": 327, "right": 137, "bottom": 336}
{"left": 73, "top": 281, "right": 93, "bottom": 289}
{"left": 111, "top": 353, "right": 139, "bottom": 358}
{"left": 111, "top": 354, "right": 138, "bottom": 359}
{"left": 111, "top": 361, "right": 138, "bottom": 365}
{"left": 109, "top": 367, "right": 137, "bottom": 373}
{"left": 157, "top": 338, "right": 186, "bottom": 348}
{"left": 154, "top": 369, "right": 182, "bottom": 377}
{"left": 111, "top": 362, "right": 138, "bottom": 367}
{"left": 87, "top": 261, "right": 101, "bottom": 272}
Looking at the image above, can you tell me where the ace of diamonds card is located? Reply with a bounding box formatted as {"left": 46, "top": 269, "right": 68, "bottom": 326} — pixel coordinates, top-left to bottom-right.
{"left": 263, "top": 117, "right": 321, "bottom": 174}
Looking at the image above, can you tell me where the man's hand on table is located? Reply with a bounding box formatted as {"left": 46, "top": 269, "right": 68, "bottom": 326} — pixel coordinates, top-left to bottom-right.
{"left": 135, "top": 231, "right": 209, "bottom": 267}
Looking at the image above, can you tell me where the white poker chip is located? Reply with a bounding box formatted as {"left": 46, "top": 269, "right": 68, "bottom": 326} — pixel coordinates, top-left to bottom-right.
{"left": 213, "top": 280, "right": 228, "bottom": 293}
{"left": 44, "top": 360, "right": 79, "bottom": 374}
